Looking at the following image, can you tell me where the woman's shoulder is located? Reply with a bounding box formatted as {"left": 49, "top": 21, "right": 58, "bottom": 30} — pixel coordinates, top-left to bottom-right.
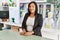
{"left": 37, "top": 13, "right": 42, "bottom": 17}
{"left": 25, "top": 13, "right": 42, "bottom": 17}
{"left": 25, "top": 13, "right": 29, "bottom": 15}
{"left": 24, "top": 13, "right": 29, "bottom": 17}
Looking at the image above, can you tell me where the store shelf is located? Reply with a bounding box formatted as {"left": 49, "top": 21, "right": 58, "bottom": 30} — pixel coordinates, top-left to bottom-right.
{"left": 0, "top": 21, "right": 21, "bottom": 29}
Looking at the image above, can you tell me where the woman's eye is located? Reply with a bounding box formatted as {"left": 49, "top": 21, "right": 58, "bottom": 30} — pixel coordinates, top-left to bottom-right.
{"left": 29, "top": 6, "right": 34, "bottom": 8}
{"left": 32, "top": 5, "right": 34, "bottom": 7}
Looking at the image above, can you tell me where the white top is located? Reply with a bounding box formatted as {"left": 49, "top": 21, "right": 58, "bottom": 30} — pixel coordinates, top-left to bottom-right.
{"left": 26, "top": 17, "right": 35, "bottom": 32}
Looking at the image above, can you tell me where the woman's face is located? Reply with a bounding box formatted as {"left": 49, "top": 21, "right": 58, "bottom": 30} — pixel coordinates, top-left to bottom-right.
{"left": 29, "top": 3, "right": 36, "bottom": 14}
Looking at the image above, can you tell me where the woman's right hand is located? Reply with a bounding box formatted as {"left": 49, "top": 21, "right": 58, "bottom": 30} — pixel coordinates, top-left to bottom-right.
{"left": 20, "top": 32, "right": 25, "bottom": 35}
{"left": 20, "top": 29, "right": 26, "bottom": 35}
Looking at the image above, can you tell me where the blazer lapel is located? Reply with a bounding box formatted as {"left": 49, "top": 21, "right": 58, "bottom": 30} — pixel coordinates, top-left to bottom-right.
{"left": 33, "top": 14, "right": 37, "bottom": 29}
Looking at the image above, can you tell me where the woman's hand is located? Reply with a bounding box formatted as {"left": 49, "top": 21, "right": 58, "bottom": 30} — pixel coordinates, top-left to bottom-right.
{"left": 20, "top": 29, "right": 34, "bottom": 36}
{"left": 24, "top": 31, "right": 34, "bottom": 36}
{"left": 20, "top": 29, "right": 26, "bottom": 35}
{"left": 20, "top": 31, "right": 25, "bottom": 35}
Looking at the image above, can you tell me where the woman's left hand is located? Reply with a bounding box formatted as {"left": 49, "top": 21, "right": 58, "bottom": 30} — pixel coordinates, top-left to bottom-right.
{"left": 24, "top": 31, "right": 34, "bottom": 36}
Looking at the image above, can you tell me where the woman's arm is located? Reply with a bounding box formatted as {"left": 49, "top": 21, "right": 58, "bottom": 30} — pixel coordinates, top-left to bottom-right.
{"left": 20, "top": 13, "right": 28, "bottom": 35}
{"left": 20, "top": 29, "right": 34, "bottom": 36}
{"left": 24, "top": 31, "right": 34, "bottom": 36}
{"left": 33, "top": 14, "right": 43, "bottom": 36}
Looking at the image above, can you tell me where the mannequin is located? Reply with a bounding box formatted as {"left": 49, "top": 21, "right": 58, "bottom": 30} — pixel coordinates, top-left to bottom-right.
{"left": 43, "top": 12, "right": 54, "bottom": 29}
{"left": 57, "top": 11, "right": 60, "bottom": 30}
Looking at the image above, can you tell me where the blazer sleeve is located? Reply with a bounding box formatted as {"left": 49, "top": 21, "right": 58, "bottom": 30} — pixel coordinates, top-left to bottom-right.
{"left": 38, "top": 14, "right": 43, "bottom": 29}
{"left": 22, "top": 13, "right": 28, "bottom": 29}
{"left": 33, "top": 14, "right": 43, "bottom": 36}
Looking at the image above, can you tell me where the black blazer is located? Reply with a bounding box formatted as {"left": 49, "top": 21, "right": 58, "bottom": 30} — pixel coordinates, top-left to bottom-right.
{"left": 22, "top": 13, "right": 43, "bottom": 36}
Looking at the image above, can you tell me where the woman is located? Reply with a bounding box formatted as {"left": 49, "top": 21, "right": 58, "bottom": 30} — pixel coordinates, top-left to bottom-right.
{"left": 20, "top": 1, "right": 43, "bottom": 36}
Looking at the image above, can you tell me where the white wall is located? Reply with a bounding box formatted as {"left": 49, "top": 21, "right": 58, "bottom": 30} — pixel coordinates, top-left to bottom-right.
{"left": 9, "top": 0, "right": 20, "bottom": 24}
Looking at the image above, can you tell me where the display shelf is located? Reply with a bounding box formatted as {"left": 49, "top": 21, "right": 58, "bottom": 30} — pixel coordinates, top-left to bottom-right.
{"left": 0, "top": 21, "right": 22, "bottom": 30}
{"left": 0, "top": 21, "right": 21, "bottom": 27}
